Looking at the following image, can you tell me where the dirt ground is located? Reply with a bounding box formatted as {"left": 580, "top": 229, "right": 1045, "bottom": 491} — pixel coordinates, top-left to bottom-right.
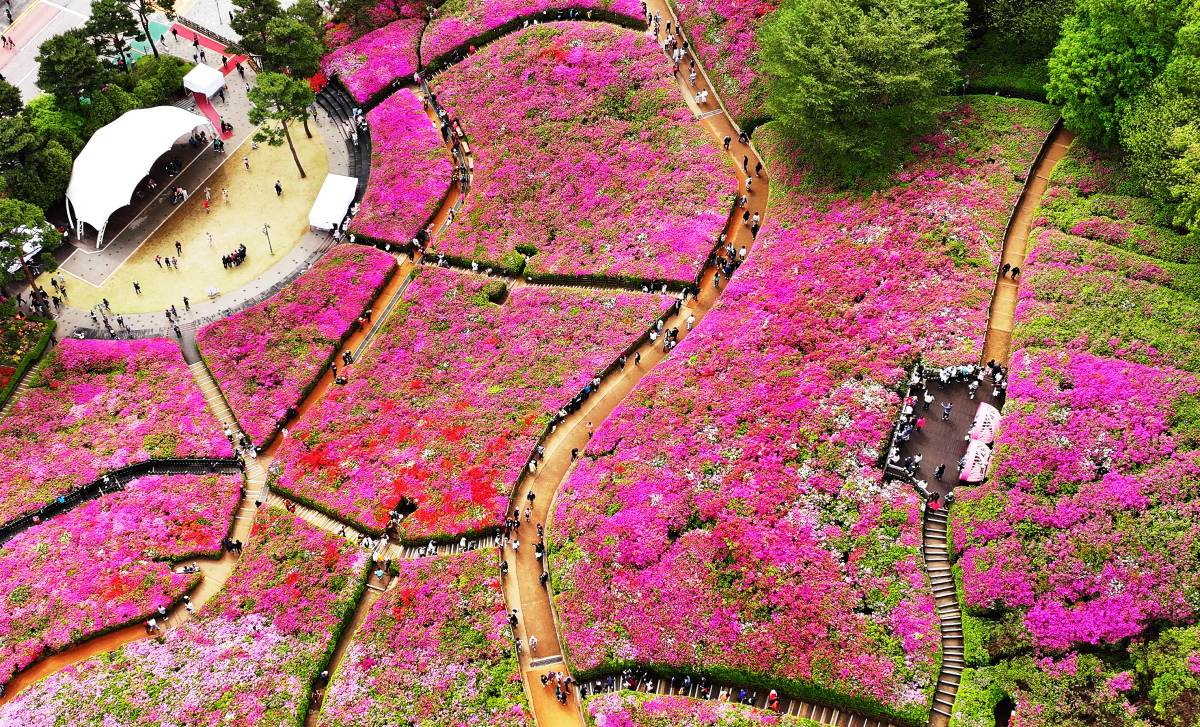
{"left": 41, "top": 125, "right": 330, "bottom": 315}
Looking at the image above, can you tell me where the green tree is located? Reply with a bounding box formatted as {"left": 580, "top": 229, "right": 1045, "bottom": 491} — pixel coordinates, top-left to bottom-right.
{"left": 247, "top": 72, "right": 314, "bottom": 177}
{"left": 291, "top": 0, "right": 326, "bottom": 35}
{"left": 122, "top": 0, "right": 174, "bottom": 58}
{"left": 1046, "top": 0, "right": 1184, "bottom": 146}
{"left": 84, "top": 0, "right": 142, "bottom": 67}
{"left": 759, "top": 0, "right": 968, "bottom": 175}
{"left": 36, "top": 30, "right": 106, "bottom": 107}
{"left": 0, "top": 199, "right": 59, "bottom": 291}
{"left": 1120, "top": 80, "right": 1200, "bottom": 200}
{"left": 0, "top": 79, "right": 21, "bottom": 118}
{"left": 981, "top": 0, "right": 1076, "bottom": 51}
{"left": 262, "top": 15, "right": 323, "bottom": 137}
{"left": 8, "top": 140, "right": 72, "bottom": 210}
{"left": 230, "top": 0, "right": 283, "bottom": 58}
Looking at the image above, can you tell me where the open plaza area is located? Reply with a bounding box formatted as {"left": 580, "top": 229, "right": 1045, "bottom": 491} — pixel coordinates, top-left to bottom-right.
{"left": 0, "top": 0, "right": 1199, "bottom": 726}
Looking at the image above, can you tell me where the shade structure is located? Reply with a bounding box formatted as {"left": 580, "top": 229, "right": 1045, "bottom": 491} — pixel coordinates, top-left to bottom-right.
{"left": 960, "top": 439, "right": 993, "bottom": 483}
{"left": 309, "top": 174, "right": 359, "bottom": 230}
{"left": 183, "top": 64, "right": 226, "bottom": 97}
{"left": 65, "top": 106, "right": 208, "bottom": 247}
{"left": 968, "top": 402, "right": 1001, "bottom": 444}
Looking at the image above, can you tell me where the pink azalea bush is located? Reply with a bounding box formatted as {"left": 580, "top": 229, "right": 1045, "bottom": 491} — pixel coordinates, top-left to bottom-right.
{"left": 0, "top": 474, "right": 241, "bottom": 682}
{"left": 272, "top": 267, "right": 669, "bottom": 538}
{"left": 549, "top": 99, "right": 1059, "bottom": 722}
{"left": 430, "top": 23, "right": 733, "bottom": 282}
{"left": 318, "top": 548, "right": 531, "bottom": 727}
{"left": 349, "top": 89, "right": 452, "bottom": 245}
{"left": 197, "top": 246, "right": 396, "bottom": 446}
{"left": 0, "top": 338, "right": 231, "bottom": 526}
{"left": 0, "top": 507, "right": 367, "bottom": 726}
{"left": 668, "top": 0, "right": 777, "bottom": 127}
{"left": 586, "top": 691, "right": 814, "bottom": 726}
{"left": 324, "top": 0, "right": 430, "bottom": 50}
{"left": 322, "top": 18, "right": 424, "bottom": 104}
{"left": 420, "top": 0, "right": 641, "bottom": 63}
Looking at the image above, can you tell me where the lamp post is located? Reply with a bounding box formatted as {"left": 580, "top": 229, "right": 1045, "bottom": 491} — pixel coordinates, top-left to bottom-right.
{"left": 262, "top": 223, "right": 273, "bottom": 255}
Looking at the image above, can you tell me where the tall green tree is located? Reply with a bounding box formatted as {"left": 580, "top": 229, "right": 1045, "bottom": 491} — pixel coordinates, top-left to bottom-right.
{"left": 0, "top": 79, "right": 21, "bottom": 118}
{"left": 123, "top": 0, "right": 174, "bottom": 58}
{"left": 36, "top": 30, "right": 106, "bottom": 107}
{"left": 291, "top": 0, "right": 326, "bottom": 35}
{"left": 980, "top": 0, "right": 1076, "bottom": 51}
{"left": 759, "top": 0, "right": 968, "bottom": 175}
{"left": 1046, "top": 0, "right": 1184, "bottom": 146}
{"left": 0, "top": 115, "right": 74, "bottom": 210}
{"left": 84, "top": 0, "right": 142, "bottom": 66}
{"left": 247, "top": 72, "right": 314, "bottom": 177}
{"left": 262, "top": 15, "right": 323, "bottom": 137}
{"left": 230, "top": 0, "right": 283, "bottom": 58}
{"left": 0, "top": 199, "right": 59, "bottom": 292}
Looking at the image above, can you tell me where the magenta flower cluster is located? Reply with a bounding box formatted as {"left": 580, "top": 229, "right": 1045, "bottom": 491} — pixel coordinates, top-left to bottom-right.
{"left": 319, "top": 548, "right": 532, "bottom": 726}
{"left": 669, "top": 0, "right": 776, "bottom": 126}
{"left": 272, "top": 267, "right": 668, "bottom": 539}
{"left": 0, "top": 507, "right": 367, "bottom": 726}
{"left": 322, "top": 18, "right": 423, "bottom": 103}
{"left": 0, "top": 474, "right": 241, "bottom": 682}
{"left": 952, "top": 348, "right": 1200, "bottom": 652}
{"left": 197, "top": 246, "right": 396, "bottom": 446}
{"left": 0, "top": 338, "right": 231, "bottom": 527}
{"left": 430, "top": 23, "right": 733, "bottom": 282}
{"left": 420, "top": 0, "right": 641, "bottom": 63}
{"left": 550, "top": 102, "right": 1058, "bottom": 719}
{"left": 349, "top": 89, "right": 452, "bottom": 245}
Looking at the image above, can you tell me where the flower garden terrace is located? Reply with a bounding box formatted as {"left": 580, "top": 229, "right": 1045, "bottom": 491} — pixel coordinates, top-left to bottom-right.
{"left": 0, "top": 0, "right": 1166, "bottom": 725}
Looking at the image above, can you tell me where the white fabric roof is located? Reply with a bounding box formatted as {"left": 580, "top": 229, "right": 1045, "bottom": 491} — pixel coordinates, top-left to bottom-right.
{"left": 309, "top": 174, "right": 358, "bottom": 230}
{"left": 183, "top": 64, "right": 226, "bottom": 97}
{"left": 66, "top": 107, "right": 207, "bottom": 232}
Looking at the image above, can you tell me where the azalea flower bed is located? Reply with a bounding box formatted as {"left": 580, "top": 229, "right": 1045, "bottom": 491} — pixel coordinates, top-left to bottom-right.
{"left": 0, "top": 338, "right": 231, "bottom": 527}
{"left": 321, "top": 18, "right": 424, "bottom": 104}
{"left": 0, "top": 473, "right": 241, "bottom": 683}
{"left": 1014, "top": 226, "right": 1200, "bottom": 372}
{"left": 319, "top": 548, "right": 532, "bottom": 727}
{"left": 548, "top": 99, "right": 1060, "bottom": 723}
{"left": 197, "top": 246, "right": 396, "bottom": 446}
{"left": 668, "top": 0, "right": 776, "bottom": 127}
{"left": 430, "top": 22, "right": 733, "bottom": 283}
{"left": 0, "top": 507, "right": 367, "bottom": 726}
{"left": 420, "top": 0, "right": 642, "bottom": 65}
{"left": 324, "top": 0, "right": 429, "bottom": 50}
{"left": 271, "top": 267, "right": 669, "bottom": 539}
{"left": 585, "top": 691, "right": 815, "bottom": 726}
{"left": 349, "top": 89, "right": 453, "bottom": 247}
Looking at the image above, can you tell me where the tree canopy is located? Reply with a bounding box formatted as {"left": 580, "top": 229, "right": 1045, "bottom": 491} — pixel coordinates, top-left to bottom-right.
{"left": 1046, "top": 0, "right": 1184, "bottom": 145}
{"left": 230, "top": 0, "right": 283, "bottom": 58}
{"left": 36, "top": 30, "right": 105, "bottom": 107}
{"left": 759, "top": 0, "right": 968, "bottom": 175}
{"left": 0, "top": 198, "right": 59, "bottom": 291}
{"left": 248, "top": 72, "right": 314, "bottom": 178}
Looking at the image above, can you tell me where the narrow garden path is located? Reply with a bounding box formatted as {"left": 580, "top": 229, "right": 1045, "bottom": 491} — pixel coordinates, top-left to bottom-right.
{"left": 981, "top": 123, "right": 1075, "bottom": 366}
{"left": 925, "top": 508, "right": 961, "bottom": 727}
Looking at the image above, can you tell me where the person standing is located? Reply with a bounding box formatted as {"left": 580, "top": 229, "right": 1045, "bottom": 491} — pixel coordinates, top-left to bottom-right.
{"left": 175, "top": 240, "right": 182, "bottom": 256}
{"left": 183, "top": 296, "right": 190, "bottom": 311}
{"left": 222, "top": 188, "right": 229, "bottom": 203}
{"left": 243, "top": 156, "right": 250, "bottom": 171}
{"left": 275, "top": 180, "right": 282, "bottom": 196}
{"left": 133, "top": 281, "right": 141, "bottom": 295}
{"left": 941, "top": 402, "right": 953, "bottom": 421}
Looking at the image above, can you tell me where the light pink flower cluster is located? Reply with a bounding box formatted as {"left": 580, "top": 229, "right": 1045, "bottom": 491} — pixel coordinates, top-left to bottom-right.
{"left": 0, "top": 508, "right": 367, "bottom": 726}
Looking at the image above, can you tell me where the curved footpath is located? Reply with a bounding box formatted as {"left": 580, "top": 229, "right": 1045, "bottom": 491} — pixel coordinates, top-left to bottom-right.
{"left": 925, "top": 124, "right": 1076, "bottom": 727}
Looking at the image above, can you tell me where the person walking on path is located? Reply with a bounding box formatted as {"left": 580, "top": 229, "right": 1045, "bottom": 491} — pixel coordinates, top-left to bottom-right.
{"left": 222, "top": 188, "right": 229, "bottom": 203}
{"left": 687, "top": 313, "right": 695, "bottom": 330}
{"left": 205, "top": 187, "right": 211, "bottom": 202}
{"left": 206, "top": 232, "right": 213, "bottom": 247}
{"left": 723, "top": 135, "right": 731, "bottom": 150}
{"left": 243, "top": 157, "right": 250, "bottom": 171}
{"left": 133, "top": 281, "right": 141, "bottom": 295}
{"left": 275, "top": 180, "right": 282, "bottom": 196}
{"left": 942, "top": 402, "right": 953, "bottom": 420}
{"left": 175, "top": 240, "right": 182, "bottom": 256}
{"left": 155, "top": 255, "right": 163, "bottom": 268}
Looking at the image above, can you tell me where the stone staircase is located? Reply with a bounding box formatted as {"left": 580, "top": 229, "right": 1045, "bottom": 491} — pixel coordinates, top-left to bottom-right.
{"left": 315, "top": 83, "right": 371, "bottom": 198}
{"left": 924, "top": 506, "right": 964, "bottom": 726}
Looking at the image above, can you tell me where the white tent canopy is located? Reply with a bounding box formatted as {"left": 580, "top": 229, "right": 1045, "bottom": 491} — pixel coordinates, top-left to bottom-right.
{"left": 65, "top": 106, "right": 208, "bottom": 248}
{"left": 183, "top": 64, "right": 226, "bottom": 98}
{"left": 309, "top": 174, "right": 359, "bottom": 230}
